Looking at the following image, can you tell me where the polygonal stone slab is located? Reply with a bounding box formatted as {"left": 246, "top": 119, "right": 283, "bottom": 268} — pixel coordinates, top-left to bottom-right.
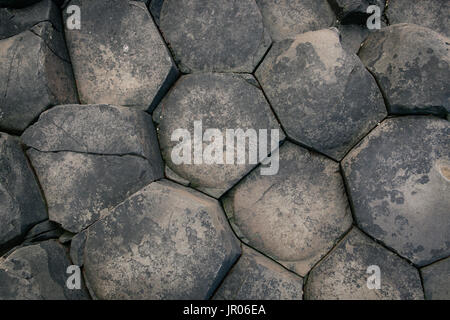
{"left": 82, "top": 180, "right": 241, "bottom": 299}
{"left": 0, "top": 22, "right": 77, "bottom": 132}
{"left": 386, "top": 0, "right": 449, "bottom": 37}
{"left": 156, "top": 73, "right": 284, "bottom": 198}
{"left": 359, "top": 24, "right": 450, "bottom": 116}
{"left": 0, "top": 133, "right": 47, "bottom": 254}
{"left": 159, "top": 0, "right": 271, "bottom": 73}
{"left": 22, "top": 104, "right": 164, "bottom": 233}
{"left": 328, "top": 0, "right": 385, "bottom": 24}
{"left": 213, "top": 245, "right": 303, "bottom": 300}
{"left": 421, "top": 257, "right": 450, "bottom": 300}
{"left": 63, "top": 0, "right": 178, "bottom": 111}
{"left": 255, "top": 0, "right": 335, "bottom": 41}
{"left": 305, "top": 228, "right": 424, "bottom": 300}
{"left": 0, "top": 240, "right": 90, "bottom": 299}
{"left": 342, "top": 116, "right": 450, "bottom": 266}
{"left": 222, "top": 142, "right": 353, "bottom": 276}
{"left": 256, "top": 28, "right": 386, "bottom": 160}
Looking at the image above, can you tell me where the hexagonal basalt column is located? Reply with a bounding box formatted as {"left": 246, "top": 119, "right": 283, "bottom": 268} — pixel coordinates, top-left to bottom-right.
{"left": 256, "top": 28, "right": 386, "bottom": 160}
{"left": 81, "top": 180, "right": 241, "bottom": 300}
{"left": 158, "top": 0, "right": 271, "bottom": 73}
{"left": 222, "top": 142, "right": 353, "bottom": 276}
{"left": 342, "top": 116, "right": 450, "bottom": 266}
{"left": 155, "top": 73, "right": 284, "bottom": 198}
{"left": 63, "top": 0, "right": 178, "bottom": 111}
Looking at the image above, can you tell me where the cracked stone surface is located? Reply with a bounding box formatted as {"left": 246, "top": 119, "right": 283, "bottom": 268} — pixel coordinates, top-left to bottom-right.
{"left": 213, "top": 244, "right": 303, "bottom": 300}
{"left": 305, "top": 228, "right": 424, "bottom": 300}
{"left": 22, "top": 104, "right": 164, "bottom": 233}
{"left": 359, "top": 24, "right": 450, "bottom": 116}
{"left": 223, "top": 141, "right": 353, "bottom": 276}
{"left": 256, "top": 28, "right": 386, "bottom": 160}
{"left": 328, "top": 0, "right": 386, "bottom": 24}
{"left": 158, "top": 0, "right": 271, "bottom": 73}
{"left": 63, "top": 0, "right": 178, "bottom": 111}
{"left": 342, "top": 116, "right": 450, "bottom": 266}
{"left": 81, "top": 180, "right": 241, "bottom": 299}
{"left": 421, "top": 257, "right": 450, "bottom": 300}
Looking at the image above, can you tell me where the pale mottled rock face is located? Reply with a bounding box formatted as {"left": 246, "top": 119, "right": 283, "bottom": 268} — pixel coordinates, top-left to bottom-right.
{"left": 0, "top": 22, "right": 77, "bottom": 132}
{"left": 222, "top": 142, "right": 353, "bottom": 276}
{"left": 342, "top": 117, "right": 450, "bottom": 266}
{"left": 305, "top": 228, "right": 424, "bottom": 300}
{"left": 421, "top": 258, "right": 450, "bottom": 300}
{"left": 256, "top": 29, "right": 386, "bottom": 160}
{"left": 255, "top": 0, "right": 335, "bottom": 41}
{"left": 22, "top": 104, "right": 164, "bottom": 233}
{"left": 82, "top": 180, "right": 241, "bottom": 300}
{"left": 359, "top": 24, "right": 450, "bottom": 116}
{"left": 328, "top": 0, "right": 385, "bottom": 24}
{"left": 214, "top": 245, "right": 303, "bottom": 300}
{"left": 156, "top": 73, "right": 284, "bottom": 198}
{"left": 386, "top": 0, "right": 450, "bottom": 37}
{"left": 159, "top": 0, "right": 271, "bottom": 73}
{"left": 63, "top": 0, "right": 178, "bottom": 111}
{"left": 0, "top": 240, "right": 90, "bottom": 299}
{"left": 0, "top": 133, "right": 47, "bottom": 254}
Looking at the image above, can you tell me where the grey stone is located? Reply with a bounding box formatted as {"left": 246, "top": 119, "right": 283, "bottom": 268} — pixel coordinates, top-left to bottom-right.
{"left": 0, "top": 0, "right": 41, "bottom": 8}
{"left": 24, "top": 220, "right": 63, "bottom": 243}
{"left": 156, "top": 73, "right": 284, "bottom": 198}
{"left": 63, "top": 0, "right": 178, "bottom": 111}
{"left": 386, "top": 0, "right": 450, "bottom": 37}
{"left": 70, "top": 230, "right": 86, "bottom": 267}
{"left": 213, "top": 245, "right": 303, "bottom": 300}
{"left": 256, "top": 28, "right": 386, "bottom": 160}
{"left": 305, "top": 228, "right": 424, "bottom": 300}
{"left": 328, "top": 0, "right": 386, "bottom": 24}
{"left": 222, "top": 142, "right": 352, "bottom": 276}
{"left": 82, "top": 180, "right": 241, "bottom": 299}
{"left": 0, "top": 240, "right": 90, "bottom": 299}
{"left": 342, "top": 116, "right": 450, "bottom": 266}
{"left": 337, "top": 24, "right": 370, "bottom": 53}
{"left": 0, "top": 22, "right": 77, "bottom": 132}
{"left": 421, "top": 257, "right": 450, "bottom": 300}
{"left": 255, "top": 0, "right": 335, "bottom": 41}
{"left": 159, "top": 0, "right": 271, "bottom": 73}
{"left": 359, "top": 24, "right": 450, "bottom": 116}
{"left": 58, "top": 231, "right": 75, "bottom": 244}
{"left": 0, "top": 133, "right": 47, "bottom": 254}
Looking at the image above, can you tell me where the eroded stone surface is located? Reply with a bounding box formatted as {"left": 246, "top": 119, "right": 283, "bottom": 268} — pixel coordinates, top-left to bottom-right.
{"left": 159, "top": 0, "right": 271, "bottom": 73}
{"left": 82, "top": 180, "right": 241, "bottom": 299}
{"left": 222, "top": 142, "right": 353, "bottom": 276}
{"left": 421, "top": 257, "right": 450, "bottom": 300}
{"left": 256, "top": 28, "right": 386, "bottom": 160}
{"left": 305, "top": 228, "right": 424, "bottom": 300}
{"left": 63, "top": 0, "right": 178, "bottom": 111}
{"left": 359, "top": 24, "right": 450, "bottom": 116}
{"left": 342, "top": 116, "right": 450, "bottom": 266}
{"left": 328, "top": 0, "right": 385, "bottom": 24}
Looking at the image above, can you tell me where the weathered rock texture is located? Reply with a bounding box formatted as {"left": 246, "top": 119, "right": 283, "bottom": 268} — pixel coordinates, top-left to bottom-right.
{"left": 421, "top": 257, "right": 450, "bottom": 300}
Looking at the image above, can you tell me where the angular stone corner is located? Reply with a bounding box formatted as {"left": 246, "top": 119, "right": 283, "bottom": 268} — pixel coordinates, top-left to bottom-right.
{"left": 256, "top": 28, "right": 386, "bottom": 160}
{"left": 21, "top": 104, "right": 164, "bottom": 233}
{"left": 157, "top": 73, "right": 284, "bottom": 198}
{"left": 82, "top": 180, "right": 241, "bottom": 299}
{"left": 63, "top": 0, "right": 178, "bottom": 111}
{"left": 421, "top": 257, "right": 450, "bottom": 300}
{"left": 342, "top": 116, "right": 450, "bottom": 266}
{"left": 213, "top": 244, "right": 303, "bottom": 300}
{"left": 359, "top": 24, "right": 450, "bottom": 116}
{"left": 159, "top": 0, "right": 271, "bottom": 73}
{"left": 222, "top": 141, "right": 353, "bottom": 276}
{"left": 305, "top": 228, "right": 424, "bottom": 300}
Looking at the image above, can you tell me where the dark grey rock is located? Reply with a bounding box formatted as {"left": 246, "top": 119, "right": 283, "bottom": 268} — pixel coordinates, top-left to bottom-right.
{"left": 0, "top": 0, "right": 41, "bottom": 8}
{"left": 156, "top": 73, "right": 284, "bottom": 198}
{"left": 213, "top": 245, "right": 303, "bottom": 300}
{"left": 305, "top": 228, "right": 424, "bottom": 300}
{"left": 337, "top": 24, "right": 370, "bottom": 54}
{"left": 159, "top": 0, "right": 271, "bottom": 73}
{"left": 58, "top": 231, "right": 75, "bottom": 244}
{"left": 70, "top": 231, "right": 86, "bottom": 267}
{"left": 0, "top": 22, "right": 77, "bottom": 132}
{"left": 82, "top": 180, "right": 241, "bottom": 299}
{"left": 421, "top": 257, "right": 450, "bottom": 300}
{"left": 0, "top": 133, "right": 47, "bottom": 254}
{"left": 0, "top": 240, "right": 90, "bottom": 299}
{"left": 342, "top": 116, "right": 450, "bottom": 266}
{"left": 328, "top": 0, "right": 385, "bottom": 24}
{"left": 63, "top": 0, "right": 178, "bottom": 111}
{"left": 255, "top": 0, "right": 335, "bottom": 41}
{"left": 256, "top": 28, "right": 386, "bottom": 160}
{"left": 24, "top": 220, "right": 63, "bottom": 243}
{"left": 359, "top": 24, "right": 450, "bottom": 116}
